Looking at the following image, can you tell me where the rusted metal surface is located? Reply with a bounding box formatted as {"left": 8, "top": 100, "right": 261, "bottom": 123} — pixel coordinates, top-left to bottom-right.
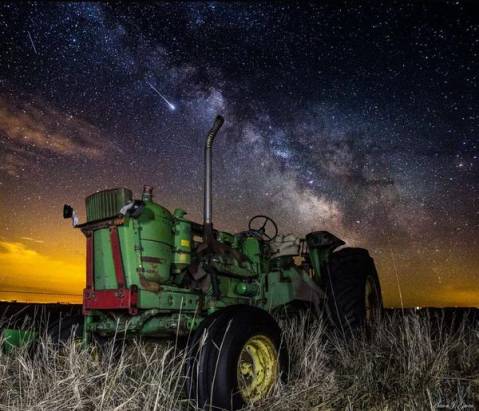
{"left": 79, "top": 216, "right": 125, "bottom": 235}
{"left": 141, "top": 256, "right": 165, "bottom": 264}
{"left": 139, "top": 274, "right": 162, "bottom": 292}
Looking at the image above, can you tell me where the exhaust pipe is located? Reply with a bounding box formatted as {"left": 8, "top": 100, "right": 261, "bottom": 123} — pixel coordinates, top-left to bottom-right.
{"left": 203, "top": 115, "right": 224, "bottom": 241}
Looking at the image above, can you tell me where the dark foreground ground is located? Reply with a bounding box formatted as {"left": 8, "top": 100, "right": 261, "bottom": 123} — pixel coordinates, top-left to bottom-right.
{"left": 0, "top": 307, "right": 478, "bottom": 410}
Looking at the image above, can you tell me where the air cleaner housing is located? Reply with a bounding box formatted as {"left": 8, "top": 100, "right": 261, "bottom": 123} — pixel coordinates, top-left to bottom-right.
{"left": 85, "top": 188, "right": 132, "bottom": 222}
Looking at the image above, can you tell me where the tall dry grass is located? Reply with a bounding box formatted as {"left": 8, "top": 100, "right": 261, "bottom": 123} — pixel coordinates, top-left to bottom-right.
{"left": 0, "top": 310, "right": 478, "bottom": 410}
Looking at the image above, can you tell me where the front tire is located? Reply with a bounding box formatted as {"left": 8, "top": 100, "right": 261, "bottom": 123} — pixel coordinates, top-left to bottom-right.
{"left": 186, "top": 305, "right": 287, "bottom": 410}
{"left": 323, "top": 248, "right": 382, "bottom": 333}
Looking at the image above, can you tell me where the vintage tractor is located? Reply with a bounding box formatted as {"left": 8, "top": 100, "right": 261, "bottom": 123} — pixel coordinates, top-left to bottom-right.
{"left": 3, "top": 115, "right": 382, "bottom": 409}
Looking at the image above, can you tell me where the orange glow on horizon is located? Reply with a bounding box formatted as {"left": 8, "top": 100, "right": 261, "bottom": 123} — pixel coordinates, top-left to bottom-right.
{"left": 0, "top": 240, "right": 84, "bottom": 304}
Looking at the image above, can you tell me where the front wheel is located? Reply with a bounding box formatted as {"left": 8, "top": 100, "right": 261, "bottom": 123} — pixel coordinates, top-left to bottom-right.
{"left": 186, "top": 305, "right": 287, "bottom": 410}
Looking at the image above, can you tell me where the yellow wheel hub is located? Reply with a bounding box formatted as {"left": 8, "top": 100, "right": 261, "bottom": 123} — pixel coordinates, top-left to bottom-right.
{"left": 237, "top": 334, "right": 279, "bottom": 402}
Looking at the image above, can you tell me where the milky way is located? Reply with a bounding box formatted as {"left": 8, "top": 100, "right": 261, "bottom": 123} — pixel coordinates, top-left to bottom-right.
{"left": 0, "top": 2, "right": 478, "bottom": 307}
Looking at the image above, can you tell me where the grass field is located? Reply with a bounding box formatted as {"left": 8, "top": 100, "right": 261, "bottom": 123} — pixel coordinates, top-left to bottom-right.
{"left": 0, "top": 309, "right": 478, "bottom": 410}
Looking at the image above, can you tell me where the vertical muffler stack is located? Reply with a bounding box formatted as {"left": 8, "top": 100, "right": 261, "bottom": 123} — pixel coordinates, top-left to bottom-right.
{"left": 203, "top": 115, "right": 224, "bottom": 243}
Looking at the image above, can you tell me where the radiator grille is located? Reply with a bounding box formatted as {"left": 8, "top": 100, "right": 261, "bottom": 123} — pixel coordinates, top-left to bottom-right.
{"left": 85, "top": 188, "right": 132, "bottom": 222}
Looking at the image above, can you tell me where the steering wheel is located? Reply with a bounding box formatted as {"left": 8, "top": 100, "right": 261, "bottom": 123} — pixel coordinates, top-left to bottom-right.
{"left": 248, "top": 215, "right": 278, "bottom": 242}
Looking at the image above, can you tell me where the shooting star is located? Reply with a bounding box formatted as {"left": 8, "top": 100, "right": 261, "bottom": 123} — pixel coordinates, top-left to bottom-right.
{"left": 27, "top": 31, "right": 38, "bottom": 55}
{"left": 146, "top": 80, "right": 176, "bottom": 110}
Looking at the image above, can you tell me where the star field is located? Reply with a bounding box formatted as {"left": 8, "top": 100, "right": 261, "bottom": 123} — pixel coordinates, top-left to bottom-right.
{"left": 0, "top": 2, "right": 478, "bottom": 307}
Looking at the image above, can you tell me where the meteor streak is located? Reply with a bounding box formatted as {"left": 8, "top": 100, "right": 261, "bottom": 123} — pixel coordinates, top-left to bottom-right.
{"left": 146, "top": 80, "right": 176, "bottom": 110}
{"left": 27, "top": 31, "right": 38, "bottom": 55}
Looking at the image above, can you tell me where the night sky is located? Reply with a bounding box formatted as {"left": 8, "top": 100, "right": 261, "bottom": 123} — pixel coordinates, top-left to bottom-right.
{"left": 0, "top": 2, "right": 478, "bottom": 307}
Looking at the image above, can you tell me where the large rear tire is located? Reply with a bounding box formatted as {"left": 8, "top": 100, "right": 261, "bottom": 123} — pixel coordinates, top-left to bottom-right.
{"left": 323, "top": 248, "right": 382, "bottom": 333}
{"left": 186, "top": 305, "right": 287, "bottom": 410}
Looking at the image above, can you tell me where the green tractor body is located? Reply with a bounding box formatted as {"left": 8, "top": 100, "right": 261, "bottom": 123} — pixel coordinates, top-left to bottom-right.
{"left": 78, "top": 185, "right": 334, "bottom": 339}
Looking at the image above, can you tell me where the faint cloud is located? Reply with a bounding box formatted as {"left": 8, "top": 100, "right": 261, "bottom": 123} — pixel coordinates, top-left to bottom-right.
{"left": 0, "top": 95, "right": 120, "bottom": 176}
{"left": 20, "top": 236, "right": 45, "bottom": 244}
